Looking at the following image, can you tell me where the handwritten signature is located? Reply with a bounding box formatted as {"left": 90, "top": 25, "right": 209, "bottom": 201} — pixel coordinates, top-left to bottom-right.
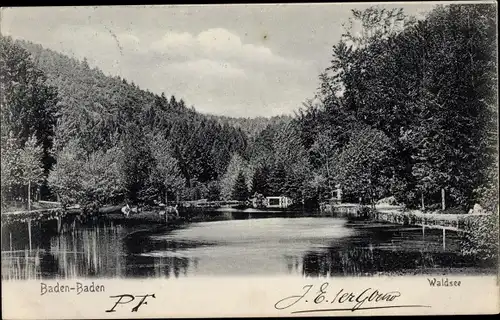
{"left": 106, "top": 294, "right": 156, "bottom": 312}
{"left": 274, "top": 282, "right": 430, "bottom": 313}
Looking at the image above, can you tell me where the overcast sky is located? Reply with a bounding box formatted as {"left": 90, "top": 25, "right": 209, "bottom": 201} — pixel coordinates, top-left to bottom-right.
{"left": 1, "top": 4, "right": 436, "bottom": 118}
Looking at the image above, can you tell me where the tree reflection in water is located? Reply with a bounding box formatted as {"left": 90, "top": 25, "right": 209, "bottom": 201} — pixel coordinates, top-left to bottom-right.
{"left": 1, "top": 216, "right": 495, "bottom": 280}
{"left": 299, "top": 245, "right": 482, "bottom": 277}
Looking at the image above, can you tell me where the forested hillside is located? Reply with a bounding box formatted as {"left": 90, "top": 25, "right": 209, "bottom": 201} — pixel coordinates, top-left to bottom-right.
{"left": 1, "top": 34, "right": 303, "bottom": 210}
{"left": 2, "top": 37, "right": 251, "bottom": 209}
{"left": 1, "top": 4, "right": 497, "bottom": 214}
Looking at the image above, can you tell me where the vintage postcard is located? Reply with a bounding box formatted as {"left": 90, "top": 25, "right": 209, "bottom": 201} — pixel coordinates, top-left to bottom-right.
{"left": 1, "top": 2, "right": 499, "bottom": 319}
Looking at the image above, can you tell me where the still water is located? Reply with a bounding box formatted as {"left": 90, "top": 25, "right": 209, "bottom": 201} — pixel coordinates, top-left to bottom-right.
{"left": 1, "top": 212, "right": 491, "bottom": 280}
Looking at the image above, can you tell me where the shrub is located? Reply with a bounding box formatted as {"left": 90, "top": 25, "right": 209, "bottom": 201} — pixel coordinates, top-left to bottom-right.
{"left": 460, "top": 212, "right": 499, "bottom": 262}
{"left": 358, "top": 205, "right": 376, "bottom": 220}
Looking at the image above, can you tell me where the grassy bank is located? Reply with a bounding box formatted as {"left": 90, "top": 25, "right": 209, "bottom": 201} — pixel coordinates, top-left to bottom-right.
{"left": 372, "top": 206, "right": 490, "bottom": 231}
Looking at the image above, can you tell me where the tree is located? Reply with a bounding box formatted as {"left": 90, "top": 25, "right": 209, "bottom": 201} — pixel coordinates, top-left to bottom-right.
{"left": 1, "top": 36, "right": 59, "bottom": 201}
{"left": 47, "top": 139, "right": 85, "bottom": 207}
{"left": 473, "top": 149, "right": 498, "bottom": 213}
{"left": 120, "top": 123, "right": 155, "bottom": 203}
{"left": 18, "top": 136, "right": 45, "bottom": 211}
{"left": 251, "top": 165, "right": 270, "bottom": 196}
{"left": 1, "top": 134, "right": 21, "bottom": 208}
{"left": 48, "top": 139, "right": 126, "bottom": 211}
{"left": 148, "top": 133, "right": 185, "bottom": 205}
{"left": 220, "top": 153, "right": 247, "bottom": 200}
{"left": 333, "top": 126, "right": 395, "bottom": 205}
{"left": 79, "top": 146, "right": 127, "bottom": 212}
{"left": 0, "top": 37, "right": 59, "bottom": 152}
{"left": 310, "top": 132, "right": 336, "bottom": 197}
{"left": 183, "top": 178, "right": 209, "bottom": 201}
{"left": 207, "top": 180, "right": 221, "bottom": 201}
{"left": 268, "top": 163, "right": 287, "bottom": 196}
{"left": 308, "top": 173, "right": 328, "bottom": 203}
{"left": 232, "top": 171, "right": 249, "bottom": 201}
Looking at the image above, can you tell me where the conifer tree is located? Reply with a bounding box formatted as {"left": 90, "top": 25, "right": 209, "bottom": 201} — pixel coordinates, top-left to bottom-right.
{"left": 232, "top": 171, "right": 249, "bottom": 201}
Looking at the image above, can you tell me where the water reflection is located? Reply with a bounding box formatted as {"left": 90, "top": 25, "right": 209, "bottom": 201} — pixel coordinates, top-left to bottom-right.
{"left": 1, "top": 214, "right": 493, "bottom": 280}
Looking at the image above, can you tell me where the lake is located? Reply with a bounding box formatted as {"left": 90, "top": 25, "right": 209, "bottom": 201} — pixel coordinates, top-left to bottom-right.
{"left": 1, "top": 211, "right": 494, "bottom": 280}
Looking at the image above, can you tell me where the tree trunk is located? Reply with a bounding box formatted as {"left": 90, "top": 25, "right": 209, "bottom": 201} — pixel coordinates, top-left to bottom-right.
{"left": 28, "top": 219, "right": 32, "bottom": 251}
{"left": 441, "top": 188, "right": 446, "bottom": 211}
{"left": 164, "top": 190, "right": 169, "bottom": 223}
{"left": 302, "top": 190, "right": 305, "bottom": 210}
{"left": 28, "top": 180, "right": 31, "bottom": 212}
{"left": 421, "top": 193, "right": 425, "bottom": 210}
{"left": 57, "top": 217, "right": 62, "bottom": 234}
{"left": 325, "top": 159, "right": 333, "bottom": 198}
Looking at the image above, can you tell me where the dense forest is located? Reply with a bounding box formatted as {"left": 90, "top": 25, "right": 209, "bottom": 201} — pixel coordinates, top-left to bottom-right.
{"left": 297, "top": 4, "right": 497, "bottom": 211}
{"left": 1, "top": 4, "right": 497, "bottom": 214}
{"left": 207, "top": 115, "right": 293, "bottom": 140}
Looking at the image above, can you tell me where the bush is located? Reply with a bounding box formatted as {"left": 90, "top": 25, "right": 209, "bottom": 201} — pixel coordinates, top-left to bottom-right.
{"left": 376, "top": 196, "right": 399, "bottom": 206}
{"left": 358, "top": 205, "right": 376, "bottom": 220}
{"left": 461, "top": 212, "right": 499, "bottom": 262}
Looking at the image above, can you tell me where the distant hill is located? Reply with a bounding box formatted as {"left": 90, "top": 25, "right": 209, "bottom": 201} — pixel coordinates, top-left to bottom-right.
{"left": 206, "top": 114, "right": 293, "bottom": 139}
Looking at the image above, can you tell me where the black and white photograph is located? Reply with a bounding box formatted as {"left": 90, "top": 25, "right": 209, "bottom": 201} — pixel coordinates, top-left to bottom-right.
{"left": 0, "top": 2, "right": 498, "bottom": 317}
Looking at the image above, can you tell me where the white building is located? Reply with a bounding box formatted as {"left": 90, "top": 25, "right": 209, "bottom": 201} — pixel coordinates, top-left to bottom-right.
{"left": 251, "top": 196, "right": 293, "bottom": 209}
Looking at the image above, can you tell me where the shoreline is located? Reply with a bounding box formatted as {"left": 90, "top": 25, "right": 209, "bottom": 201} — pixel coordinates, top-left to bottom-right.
{"left": 321, "top": 203, "right": 492, "bottom": 232}
{"left": 1, "top": 203, "right": 492, "bottom": 233}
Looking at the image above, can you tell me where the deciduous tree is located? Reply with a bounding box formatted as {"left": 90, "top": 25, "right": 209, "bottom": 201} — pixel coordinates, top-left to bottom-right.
{"left": 18, "top": 135, "right": 45, "bottom": 211}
